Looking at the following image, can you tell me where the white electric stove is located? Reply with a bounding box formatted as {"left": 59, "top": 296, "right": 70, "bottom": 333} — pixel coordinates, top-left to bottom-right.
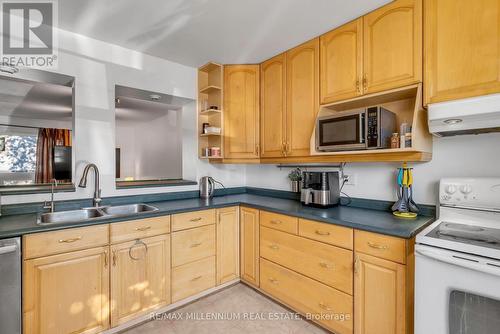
{"left": 415, "top": 177, "right": 500, "bottom": 334}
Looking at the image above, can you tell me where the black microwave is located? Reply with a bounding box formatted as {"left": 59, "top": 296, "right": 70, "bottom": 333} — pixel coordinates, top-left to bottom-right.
{"left": 316, "top": 106, "right": 396, "bottom": 151}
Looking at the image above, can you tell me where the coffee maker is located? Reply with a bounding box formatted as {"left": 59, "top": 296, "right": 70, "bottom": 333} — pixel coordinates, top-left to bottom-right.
{"left": 300, "top": 171, "right": 340, "bottom": 207}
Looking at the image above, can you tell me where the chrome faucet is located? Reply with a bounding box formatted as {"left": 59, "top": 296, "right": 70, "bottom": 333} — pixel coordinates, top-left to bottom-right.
{"left": 78, "top": 163, "right": 102, "bottom": 207}
{"left": 43, "top": 179, "right": 58, "bottom": 212}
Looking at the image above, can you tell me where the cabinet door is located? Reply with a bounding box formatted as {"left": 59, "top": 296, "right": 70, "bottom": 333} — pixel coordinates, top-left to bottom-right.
{"left": 23, "top": 247, "right": 110, "bottom": 334}
{"left": 363, "top": 0, "right": 422, "bottom": 94}
{"left": 424, "top": 0, "right": 500, "bottom": 104}
{"left": 240, "top": 207, "right": 260, "bottom": 287}
{"left": 320, "top": 19, "right": 363, "bottom": 104}
{"left": 223, "top": 65, "right": 260, "bottom": 159}
{"left": 354, "top": 253, "right": 406, "bottom": 334}
{"left": 286, "top": 38, "right": 319, "bottom": 157}
{"left": 260, "top": 54, "right": 286, "bottom": 158}
{"left": 216, "top": 207, "right": 240, "bottom": 284}
{"left": 110, "top": 234, "right": 170, "bottom": 327}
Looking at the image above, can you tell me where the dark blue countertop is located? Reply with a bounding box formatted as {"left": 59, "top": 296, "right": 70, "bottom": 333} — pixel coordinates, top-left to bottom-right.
{"left": 0, "top": 193, "right": 434, "bottom": 239}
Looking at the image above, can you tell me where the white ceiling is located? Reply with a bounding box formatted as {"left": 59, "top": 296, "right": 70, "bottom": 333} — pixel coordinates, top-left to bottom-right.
{"left": 58, "top": 0, "right": 392, "bottom": 67}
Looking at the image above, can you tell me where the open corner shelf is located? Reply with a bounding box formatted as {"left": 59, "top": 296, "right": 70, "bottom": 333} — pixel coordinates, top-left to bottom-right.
{"left": 198, "top": 62, "right": 224, "bottom": 160}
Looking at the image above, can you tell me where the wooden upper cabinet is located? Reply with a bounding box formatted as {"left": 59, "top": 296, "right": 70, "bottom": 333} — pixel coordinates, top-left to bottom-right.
{"left": 354, "top": 253, "right": 406, "bottom": 334}
{"left": 240, "top": 207, "right": 260, "bottom": 287}
{"left": 223, "top": 65, "right": 260, "bottom": 159}
{"left": 260, "top": 54, "right": 286, "bottom": 158}
{"left": 424, "top": 0, "right": 500, "bottom": 104}
{"left": 23, "top": 247, "right": 110, "bottom": 334}
{"left": 363, "top": 0, "right": 422, "bottom": 94}
{"left": 110, "top": 235, "right": 170, "bottom": 327}
{"left": 216, "top": 207, "right": 240, "bottom": 284}
{"left": 286, "top": 38, "right": 320, "bottom": 157}
{"left": 320, "top": 19, "right": 363, "bottom": 104}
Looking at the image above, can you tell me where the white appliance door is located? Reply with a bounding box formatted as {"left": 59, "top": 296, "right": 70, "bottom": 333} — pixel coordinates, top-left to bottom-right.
{"left": 415, "top": 244, "right": 500, "bottom": 334}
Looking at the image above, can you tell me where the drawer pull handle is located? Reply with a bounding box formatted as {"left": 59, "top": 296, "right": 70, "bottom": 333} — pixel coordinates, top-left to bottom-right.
{"left": 58, "top": 237, "right": 82, "bottom": 243}
{"left": 315, "top": 230, "right": 330, "bottom": 236}
{"left": 191, "top": 275, "right": 203, "bottom": 281}
{"left": 190, "top": 242, "right": 202, "bottom": 248}
{"left": 112, "top": 250, "right": 117, "bottom": 266}
{"left": 268, "top": 278, "right": 279, "bottom": 285}
{"left": 269, "top": 244, "right": 279, "bottom": 250}
{"left": 135, "top": 226, "right": 151, "bottom": 231}
{"left": 318, "top": 303, "right": 332, "bottom": 311}
{"left": 319, "top": 262, "right": 334, "bottom": 269}
{"left": 367, "top": 242, "right": 388, "bottom": 250}
{"left": 270, "top": 220, "right": 282, "bottom": 225}
{"left": 190, "top": 217, "right": 202, "bottom": 222}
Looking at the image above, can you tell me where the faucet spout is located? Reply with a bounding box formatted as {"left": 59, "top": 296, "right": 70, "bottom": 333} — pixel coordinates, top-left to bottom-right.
{"left": 78, "top": 163, "right": 101, "bottom": 207}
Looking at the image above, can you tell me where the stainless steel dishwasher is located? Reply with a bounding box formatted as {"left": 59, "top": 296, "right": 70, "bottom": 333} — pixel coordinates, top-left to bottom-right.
{"left": 0, "top": 237, "right": 21, "bottom": 334}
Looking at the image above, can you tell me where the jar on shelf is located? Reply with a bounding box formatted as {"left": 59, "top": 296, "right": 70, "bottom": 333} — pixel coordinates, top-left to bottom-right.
{"left": 391, "top": 133, "right": 400, "bottom": 149}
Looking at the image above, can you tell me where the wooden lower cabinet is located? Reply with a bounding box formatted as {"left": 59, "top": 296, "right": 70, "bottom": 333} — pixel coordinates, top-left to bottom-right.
{"left": 354, "top": 253, "right": 406, "bottom": 334}
{"left": 216, "top": 207, "right": 240, "bottom": 284}
{"left": 172, "top": 256, "right": 216, "bottom": 302}
{"left": 240, "top": 207, "right": 260, "bottom": 287}
{"left": 23, "top": 246, "right": 110, "bottom": 334}
{"left": 261, "top": 259, "right": 353, "bottom": 334}
{"left": 110, "top": 234, "right": 170, "bottom": 327}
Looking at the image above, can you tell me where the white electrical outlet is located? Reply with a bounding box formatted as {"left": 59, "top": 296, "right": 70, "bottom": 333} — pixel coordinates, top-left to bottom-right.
{"left": 344, "top": 174, "right": 357, "bottom": 186}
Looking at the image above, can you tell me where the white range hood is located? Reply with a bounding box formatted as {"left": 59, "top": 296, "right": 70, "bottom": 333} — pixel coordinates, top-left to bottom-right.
{"left": 428, "top": 93, "right": 500, "bottom": 136}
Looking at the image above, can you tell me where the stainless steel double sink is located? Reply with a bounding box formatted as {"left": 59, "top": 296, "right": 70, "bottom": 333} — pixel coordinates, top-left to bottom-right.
{"left": 37, "top": 204, "right": 159, "bottom": 225}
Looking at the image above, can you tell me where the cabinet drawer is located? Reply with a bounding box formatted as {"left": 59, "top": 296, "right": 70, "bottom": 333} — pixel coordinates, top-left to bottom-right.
{"left": 354, "top": 230, "right": 406, "bottom": 264}
{"left": 260, "top": 211, "right": 298, "bottom": 234}
{"left": 260, "top": 259, "right": 353, "bottom": 334}
{"left": 23, "top": 225, "right": 109, "bottom": 259}
{"left": 172, "top": 209, "right": 216, "bottom": 231}
{"left": 298, "top": 219, "right": 353, "bottom": 250}
{"left": 172, "top": 225, "right": 216, "bottom": 267}
{"left": 110, "top": 215, "right": 170, "bottom": 244}
{"left": 260, "top": 227, "right": 353, "bottom": 294}
{"left": 172, "top": 256, "right": 216, "bottom": 302}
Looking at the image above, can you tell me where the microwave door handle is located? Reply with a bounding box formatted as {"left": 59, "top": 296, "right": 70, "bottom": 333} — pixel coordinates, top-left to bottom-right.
{"left": 359, "top": 113, "right": 365, "bottom": 144}
{"left": 416, "top": 248, "right": 500, "bottom": 278}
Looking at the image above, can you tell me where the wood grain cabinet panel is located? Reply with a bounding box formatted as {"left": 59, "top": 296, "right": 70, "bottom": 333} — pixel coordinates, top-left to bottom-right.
{"left": 172, "top": 224, "right": 216, "bottom": 267}
{"left": 424, "top": 0, "right": 500, "bottom": 104}
{"left": 110, "top": 235, "right": 170, "bottom": 327}
{"left": 260, "top": 210, "right": 298, "bottom": 235}
{"left": 216, "top": 207, "right": 240, "bottom": 284}
{"left": 23, "top": 247, "right": 110, "bottom": 334}
{"left": 171, "top": 209, "right": 215, "bottom": 231}
{"left": 260, "top": 259, "right": 353, "bottom": 334}
{"left": 260, "top": 227, "right": 353, "bottom": 294}
{"left": 320, "top": 18, "right": 363, "bottom": 104}
{"left": 286, "top": 38, "right": 320, "bottom": 157}
{"left": 240, "top": 207, "right": 260, "bottom": 287}
{"left": 354, "top": 253, "right": 406, "bottom": 334}
{"left": 260, "top": 54, "right": 287, "bottom": 158}
{"left": 363, "top": 0, "right": 422, "bottom": 94}
{"left": 172, "top": 256, "right": 216, "bottom": 302}
{"left": 224, "top": 65, "right": 260, "bottom": 159}
{"left": 354, "top": 230, "right": 406, "bottom": 264}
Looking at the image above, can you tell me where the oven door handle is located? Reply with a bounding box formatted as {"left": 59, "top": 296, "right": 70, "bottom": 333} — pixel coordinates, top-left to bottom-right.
{"left": 416, "top": 248, "right": 500, "bottom": 277}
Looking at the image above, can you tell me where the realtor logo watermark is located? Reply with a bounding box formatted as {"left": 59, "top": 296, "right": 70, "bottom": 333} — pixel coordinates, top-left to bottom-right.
{"left": 1, "top": 0, "right": 58, "bottom": 68}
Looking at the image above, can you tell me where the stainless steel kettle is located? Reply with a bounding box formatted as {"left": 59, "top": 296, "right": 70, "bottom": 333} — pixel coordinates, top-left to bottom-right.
{"left": 199, "top": 176, "right": 216, "bottom": 199}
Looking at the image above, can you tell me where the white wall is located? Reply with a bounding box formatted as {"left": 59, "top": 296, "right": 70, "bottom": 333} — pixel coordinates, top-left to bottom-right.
{"left": 245, "top": 133, "right": 500, "bottom": 206}
{"left": 3, "top": 28, "right": 245, "bottom": 204}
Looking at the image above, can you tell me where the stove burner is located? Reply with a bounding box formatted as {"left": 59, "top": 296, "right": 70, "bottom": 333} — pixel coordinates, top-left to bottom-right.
{"left": 426, "top": 222, "right": 500, "bottom": 250}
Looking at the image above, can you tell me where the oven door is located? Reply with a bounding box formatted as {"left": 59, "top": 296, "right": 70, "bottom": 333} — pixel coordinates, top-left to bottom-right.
{"left": 316, "top": 110, "right": 366, "bottom": 151}
{"left": 415, "top": 244, "right": 500, "bottom": 334}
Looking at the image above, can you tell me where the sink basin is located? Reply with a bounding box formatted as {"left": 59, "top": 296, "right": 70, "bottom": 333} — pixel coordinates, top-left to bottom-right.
{"left": 37, "top": 208, "right": 105, "bottom": 225}
{"left": 100, "top": 204, "right": 159, "bottom": 216}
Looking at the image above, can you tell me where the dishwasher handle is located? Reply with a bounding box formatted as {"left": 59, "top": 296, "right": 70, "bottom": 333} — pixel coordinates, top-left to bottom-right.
{"left": 416, "top": 246, "right": 500, "bottom": 278}
{"left": 0, "top": 244, "right": 17, "bottom": 255}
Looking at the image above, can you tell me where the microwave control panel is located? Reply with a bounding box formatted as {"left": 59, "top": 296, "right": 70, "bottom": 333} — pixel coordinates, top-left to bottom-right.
{"left": 366, "top": 107, "right": 379, "bottom": 148}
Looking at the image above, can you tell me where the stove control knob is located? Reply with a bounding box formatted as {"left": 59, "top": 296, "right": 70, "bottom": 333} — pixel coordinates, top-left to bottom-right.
{"left": 460, "top": 184, "right": 473, "bottom": 195}
{"left": 445, "top": 185, "right": 457, "bottom": 195}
